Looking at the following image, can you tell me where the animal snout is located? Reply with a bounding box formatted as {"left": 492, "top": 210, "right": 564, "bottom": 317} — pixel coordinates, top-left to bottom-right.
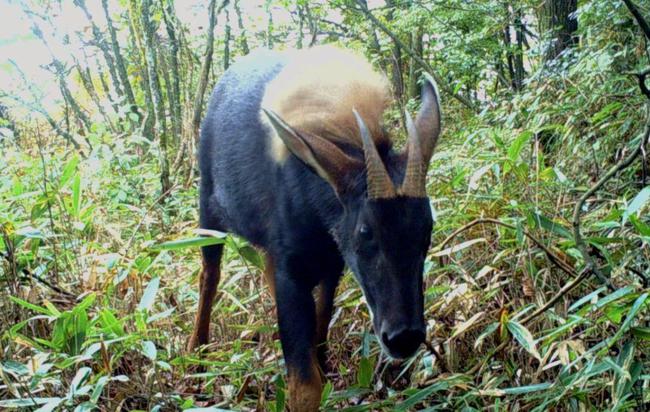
{"left": 381, "top": 326, "right": 425, "bottom": 359}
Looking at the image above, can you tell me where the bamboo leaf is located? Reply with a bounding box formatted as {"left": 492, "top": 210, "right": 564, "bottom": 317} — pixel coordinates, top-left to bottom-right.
{"left": 138, "top": 277, "right": 160, "bottom": 312}
{"left": 151, "top": 235, "right": 226, "bottom": 251}
{"left": 507, "top": 321, "right": 541, "bottom": 361}
{"left": 431, "top": 238, "right": 486, "bottom": 257}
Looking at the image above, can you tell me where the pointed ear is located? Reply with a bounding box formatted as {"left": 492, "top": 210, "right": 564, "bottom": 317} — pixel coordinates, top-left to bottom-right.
{"left": 415, "top": 73, "right": 442, "bottom": 165}
{"left": 263, "top": 108, "right": 363, "bottom": 197}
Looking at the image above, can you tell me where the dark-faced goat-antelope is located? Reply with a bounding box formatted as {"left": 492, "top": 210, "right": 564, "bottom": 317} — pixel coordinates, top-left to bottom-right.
{"left": 189, "top": 46, "right": 442, "bottom": 411}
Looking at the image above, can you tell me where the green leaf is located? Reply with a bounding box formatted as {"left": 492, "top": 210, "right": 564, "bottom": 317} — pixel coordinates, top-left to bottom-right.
{"left": 530, "top": 212, "right": 572, "bottom": 239}
{"left": 623, "top": 186, "right": 650, "bottom": 224}
{"left": 631, "top": 327, "right": 650, "bottom": 340}
{"left": 568, "top": 287, "right": 607, "bottom": 312}
{"left": 273, "top": 374, "right": 286, "bottom": 412}
{"left": 237, "top": 245, "right": 263, "bottom": 269}
{"left": 72, "top": 173, "right": 81, "bottom": 219}
{"left": 138, "top": 277, "right": 160, "bottom": 312}
{"left": 500, "top": 382, "right": 552, "bottom": 395}
{"left": 508, "top": 130, "right": 533, "bottom": 163}
{"left": 320, "top": 380, "right": 333, "bottom": 406}
{"left": 474, "top": 322, "right": 499, "bottom": 349}
{"left": 595, "top": 286, "right": 635, "bottom": 309}
{"left": 397, "top": 379, "right": 452, "bottom": 410}
{"left": 599, "top": 293, "right": 649, "bottom": 355}
{"left": 34, "top": 397, "right": 64, "bottom": 412}
{"left": 59, "top": 155, "right": 79, "bottom": 188}
{"left": 357, "top": 356, "right": 374, "bottom": 388}
{"left": 99, "top": 309, "right": 125, "bottom": 336}
{"left": 0, "top": 398, "right": 62, "bottom": 408}
{"left": 70, "top": 367, "right": 92, "bottom": 396}
{"left": 9, "top": 296, "right": 55, "bottom": 316}
{"left": 507, "top": 321, "right": 541, "bottom": 360}
{"left": 141, "top": 340, "right": 157, "bottom": 361}
{"left": 151, "top": 235, "right": 226, "bottom": 251}
{"left": 629, "top": 215, "right": 650, "bottom": 236}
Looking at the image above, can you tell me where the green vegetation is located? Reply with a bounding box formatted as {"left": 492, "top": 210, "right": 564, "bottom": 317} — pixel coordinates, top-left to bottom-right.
{"left": 1, "top": 0, "right": 649, "bottom": 410}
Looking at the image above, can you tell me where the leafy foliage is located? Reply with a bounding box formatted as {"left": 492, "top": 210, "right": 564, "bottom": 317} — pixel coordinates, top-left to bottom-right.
{"left": 1, "top": 0, "right": 649, "bottom": 410}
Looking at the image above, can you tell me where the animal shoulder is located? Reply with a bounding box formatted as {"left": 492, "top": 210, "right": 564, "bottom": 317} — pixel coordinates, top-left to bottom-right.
{"left": 261, "top": 46, "right": 393, "bottom": 160}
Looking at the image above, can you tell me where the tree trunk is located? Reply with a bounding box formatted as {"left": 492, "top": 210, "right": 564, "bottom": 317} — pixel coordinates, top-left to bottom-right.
{"left": 297, "top": 4, "right": 305, "bottom": 49}
{"left": 502, "top": 5, "right": 525, "bottom": 91}
{"left": 76, "top": 64, "right": 115, "bottom": 132}
{"left": 101, "top": 0, "right": 138, "bottom": 118}
{"left": 234, "top": 0, "right": 249, "bottom": 55}
{"left": 513, "top": 8, "right": 526, "bottom": 89}
{"left": 224, "top": 8, "right": 231, "bottom": 70}
{"left": 266, "top": 4, "right": 274, "bottom": 49}
{"left": 73, "top": 0, "right": 124, "bottom": 99}
{"left": 385, "top": 0, "right": 405, "bottom": 128}
{"left": 192, "top": 0, "right": 227, "bottom": 144}
{"left": 408, "top": 25, "right": 423, "bottom": 100}
{"left": 540, "top": 0, "right": 578, "bottom": 62}
{"left": 94, "top": 56, "right": 119, "bottom": 115}
{"left": 141, "top": 0, "right": 171, "bottom": 195}
{"left": 161, "top": 0, "right": 183, "bottom": 141}
{"left": 128, "top": 0, "right": 155, "bottom": 140}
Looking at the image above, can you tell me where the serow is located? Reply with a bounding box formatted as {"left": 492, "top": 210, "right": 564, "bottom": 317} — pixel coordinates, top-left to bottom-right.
{"left": 190, "top": 46, "right": 442, "bottom": 412}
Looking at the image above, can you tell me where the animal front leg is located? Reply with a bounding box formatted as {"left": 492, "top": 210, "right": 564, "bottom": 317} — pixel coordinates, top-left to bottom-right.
{"left": 188, "top": 244, "right": 223, "bottom": 351}
{"left": 275, "top": 274, "right": 322, "bottom": 412}
{"left": 314, "top": 275, "right": 340, "bottom": 373}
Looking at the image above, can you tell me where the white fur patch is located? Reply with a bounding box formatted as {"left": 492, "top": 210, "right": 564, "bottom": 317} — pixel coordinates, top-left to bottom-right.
{"left": 260, "top": 110, "right": 289, "bottom": 163}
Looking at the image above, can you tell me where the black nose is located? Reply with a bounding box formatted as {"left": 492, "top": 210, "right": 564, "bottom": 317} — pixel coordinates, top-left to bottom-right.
{"left": 381, "top": 327, "right": 425, "bottom": 359}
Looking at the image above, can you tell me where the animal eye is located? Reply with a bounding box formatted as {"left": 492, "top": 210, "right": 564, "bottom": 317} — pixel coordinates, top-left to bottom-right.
{"left": 358, "top": 224, "right": 372, "bottom": 240}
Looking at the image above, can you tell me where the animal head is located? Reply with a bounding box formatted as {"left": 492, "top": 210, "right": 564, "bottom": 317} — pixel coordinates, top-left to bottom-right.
{"left": 263, "top": 49, "right": 441, "bottom": 359}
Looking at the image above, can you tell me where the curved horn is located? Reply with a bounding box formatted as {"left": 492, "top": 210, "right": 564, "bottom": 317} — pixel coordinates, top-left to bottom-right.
{"left": 400, "top": 111, "right": 426, "bottom": 197}
{"left": 417, "top": 73, "right": 442, "bottom": 166}
{"left": 353, "top": 109, "right": 396, "bottom": 199}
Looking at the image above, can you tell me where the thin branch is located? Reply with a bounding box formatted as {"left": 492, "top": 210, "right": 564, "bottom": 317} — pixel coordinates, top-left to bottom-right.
{"left": 461, "top": 267, "right": 591, "bottom": 377}
{"left": 572, "top": 100, "right": 650, "bottom": 288}
{"left": 1, "top": 251, "right": 74, "bottom": 298}
{"left": 635, "top": 68, "right": 650, "bottom": 99}
{"left": 436, "top": 218, "right": 576, "bottom": 278}
{"left": 354, "top": 0, "right": 478, "bottom": 112}
{"left": 622, "top": 0, "right": 650, "bottom": 41}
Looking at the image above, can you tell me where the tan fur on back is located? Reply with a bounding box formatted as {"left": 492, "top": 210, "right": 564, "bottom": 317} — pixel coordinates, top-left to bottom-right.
{"left": 262, "top": 46, "right": 391, "bottom": 162}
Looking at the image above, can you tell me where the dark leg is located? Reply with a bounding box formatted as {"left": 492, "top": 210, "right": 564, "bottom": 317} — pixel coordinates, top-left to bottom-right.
{"left": 314, "top": 275, "right": 341, "bottom": 372}
{"left": 188, "top": 244, "right": 224, "bottom": 351}
{"left": 275, "top": 273, "right": 322, "bottom": 412}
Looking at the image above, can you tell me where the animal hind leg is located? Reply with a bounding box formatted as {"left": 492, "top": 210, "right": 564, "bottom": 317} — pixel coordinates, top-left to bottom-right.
{"left": 188, "top": 243, "right": 224, "bottom": 351}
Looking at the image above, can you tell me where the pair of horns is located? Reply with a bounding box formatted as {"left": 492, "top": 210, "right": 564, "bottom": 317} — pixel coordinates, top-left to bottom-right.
{"left": 357, "top": 73, "right": 441, "bottom": 199}
{"left": 263, "top": 73, "right": 441, "bottom": 200}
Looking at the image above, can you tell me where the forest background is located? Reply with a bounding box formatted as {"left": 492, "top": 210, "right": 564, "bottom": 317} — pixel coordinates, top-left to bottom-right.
{"left": 1, "top": 0, "right": 650, "bottom": 410}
